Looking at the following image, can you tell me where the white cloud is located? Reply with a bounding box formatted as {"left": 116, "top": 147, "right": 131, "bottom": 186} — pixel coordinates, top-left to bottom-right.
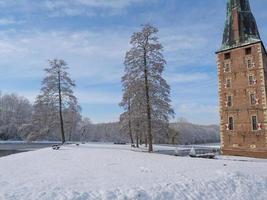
{"left": 163, "top": 35, "right": 207, "bottom": 52}
{"left": 1, "top": 88, "right": 121, "bottom": 105}
{"left": 76, "top": 90, "right": 121, "bottom": 104}
{"left": 0, "top": 18, "right": 17, "bottom": 25}
{"left": 0, "top": 29, "right": 130, "bottom": 82}
{"left": 74, "top": 0, "right": 143, "bottom": 9}
{"left": 43, "top": 0, "right": 144, "bottom": 17}
{"left": 174, "top": 103, "right": 219, "bottom": 125}
{"left": 178, "top": 103, "right": 219, "bottom": 114}
{"left": 166, "top": 72, "right": 210, "bottom": 84}
{"left": 158, "top": 25, "right": 218, "bottom": 68}
{"left": 0, "top": 40, "right": 28, "bottom": 55}
{"left": 0, "top": 28, "right": 216, "bottom": 94}
{"left": 0, "top": 0, "right": 145, "bottom": 17}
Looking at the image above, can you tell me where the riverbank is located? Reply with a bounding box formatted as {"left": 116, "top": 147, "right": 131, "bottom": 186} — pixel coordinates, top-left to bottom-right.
{"left": 0, "top": 141, "right": 61, "bottom": 157}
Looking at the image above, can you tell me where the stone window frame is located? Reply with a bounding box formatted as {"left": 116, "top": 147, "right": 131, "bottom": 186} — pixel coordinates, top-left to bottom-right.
{"left": 251, "top": 115, "right": 259, "bottom": 132}
{"left": 249, "top": 92, "right": 257, "bottom": 106}
{"left": 245, "top": 55, "right": 255, "bottom": 69}
{"left": 225, "top": 77, "right": 232, "bottom": 89}
{"left": 223, "top": 60, "right": 232, "bottom": 73}
{"left": 226, "top": 94, "right": 233, "bottom": 108}
{"left": 227, "top": 116, "right": 234, "bottom": 131}
{"left": 248, "top": 73, "right": 256, "bottom": 86}
{"left": 248, "top": 90, "right": 260, "bottom": 106}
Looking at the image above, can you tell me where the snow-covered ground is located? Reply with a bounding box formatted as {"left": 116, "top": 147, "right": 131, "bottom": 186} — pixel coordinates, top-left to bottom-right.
{"left": 0, "top": 143, "right": 267, "bottom": 200}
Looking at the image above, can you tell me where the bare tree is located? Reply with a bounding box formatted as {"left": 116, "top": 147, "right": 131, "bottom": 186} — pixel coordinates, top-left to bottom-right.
{"left": 121, "top": 24, "right": 174, "bottom": 152}
{"left": 33, "top": 59, "right": 80, "bottom": 144}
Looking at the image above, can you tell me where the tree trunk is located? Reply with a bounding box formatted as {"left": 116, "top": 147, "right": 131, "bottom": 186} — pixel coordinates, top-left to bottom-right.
{"left": 129, "top": 122, "right": 134, "bottom": 145}
{"left": 68, "top": 115, "right": 74, "bottom": 142}
{"left": 128, "top": 101, "right": 134, "bottom": 145}
{"left": 58, "top": 70, "right": 65, "bottom": 144}
{"left": 81, "top": 128, "right": 86, "bottom": 142}
{"left": 136, "top": 134, "right": 139, "bottom": 148}
{"left": 144, "top": 46, "right": 153, "bottom": 152}
{"left": 139, "top": 131, "right": 143, "bottom": 145}
{"left": 68, "top": 132, "right": 71, "bottom": 142}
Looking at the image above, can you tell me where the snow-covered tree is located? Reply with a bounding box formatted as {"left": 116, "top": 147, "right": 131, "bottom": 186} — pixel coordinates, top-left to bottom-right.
{"left": 78, "top": 117, "right": 93, "bottom": 142}
{"left": 0, "top": 92, "right": 32, "bottom": 140}
{"left": 120, "top": 24, "right": 174, "bottom": 152}
{"left": 33, "top": 59, "right": 80, "bottom": 143}
{"left": 0, "top": 93, "right": 32, "bottom": 127}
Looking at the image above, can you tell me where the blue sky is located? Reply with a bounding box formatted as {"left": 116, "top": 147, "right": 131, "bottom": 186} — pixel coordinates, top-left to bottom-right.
{"left": 0, "top": 0, "right": 266, "bottom": 125}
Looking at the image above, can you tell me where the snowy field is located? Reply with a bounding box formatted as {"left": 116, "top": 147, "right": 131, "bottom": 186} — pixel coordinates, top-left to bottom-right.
{"left": 0, "top": 143, "right": 267, "bottom": 200}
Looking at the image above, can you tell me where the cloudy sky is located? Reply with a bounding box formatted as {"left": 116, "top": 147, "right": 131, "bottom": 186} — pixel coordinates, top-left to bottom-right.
{"left": 0, "top": 0, "right": 266, "bottom": 124}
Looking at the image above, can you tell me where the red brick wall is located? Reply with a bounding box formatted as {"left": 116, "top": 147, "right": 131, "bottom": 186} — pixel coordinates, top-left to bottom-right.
{"left": 217, "top": 42, "right": 267, "bottom": 158}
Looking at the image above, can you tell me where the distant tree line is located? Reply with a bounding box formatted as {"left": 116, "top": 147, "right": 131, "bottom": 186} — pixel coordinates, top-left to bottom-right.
{"left": 0, "top": 96, "right": 219, "bottom": 144}
{"left": 0, "top": 91, "right": 219, "bottom": 144}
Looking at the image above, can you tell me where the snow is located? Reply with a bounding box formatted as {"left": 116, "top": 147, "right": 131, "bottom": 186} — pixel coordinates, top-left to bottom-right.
{"left": 0, "top": 143, "right": 267, "bottom": 200}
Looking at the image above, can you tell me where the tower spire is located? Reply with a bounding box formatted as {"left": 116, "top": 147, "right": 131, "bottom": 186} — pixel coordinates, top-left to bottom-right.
{"left": 221, "top": 0, "right": 261, "bottom": 50}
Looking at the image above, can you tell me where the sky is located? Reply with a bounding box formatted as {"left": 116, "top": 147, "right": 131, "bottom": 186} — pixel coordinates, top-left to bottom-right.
{"left": 0, "top": 0, "right": 266, "bottom": 125}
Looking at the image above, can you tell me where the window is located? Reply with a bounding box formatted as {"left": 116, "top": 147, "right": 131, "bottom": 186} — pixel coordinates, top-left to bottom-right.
{"left": 252, "top": 116, "right": 258, "bottom": 131}
{"left": 245, "top": 47, "right": 252, "bottom": 55}
{"left": 224, "top": 62, "right": 231, "bottom": 73}
{"left": 248, "top": 75, "right": 255, "bottom": 85}
{"left": 246, "top": 58, "right": 254, "bottom": 69}
{"left": 227, "top": 95, "right": 232, "bottom": 107}
{"left": 229, "top": 117, "right": 234, "bottom": 131}
{"left": 226, "top": 79, "right": 231, "bottom": 88}
{"left": 224, "top": 53, "right": 231, "bottom": 60}
{"left": 250, "top": 93, "right": 256, "bottom": 105}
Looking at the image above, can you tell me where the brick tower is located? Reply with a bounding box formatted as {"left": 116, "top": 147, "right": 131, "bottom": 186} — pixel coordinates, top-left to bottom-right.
{"left": 216, "top": 0, "right": 267, "bottom": 158}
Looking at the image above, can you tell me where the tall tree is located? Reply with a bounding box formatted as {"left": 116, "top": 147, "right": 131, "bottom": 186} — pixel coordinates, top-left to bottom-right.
{"left": 120, "top": 24, "right": 174, "bottom": 152}
{"left": 33, "top": 59, "right": 79, "bottom": 144}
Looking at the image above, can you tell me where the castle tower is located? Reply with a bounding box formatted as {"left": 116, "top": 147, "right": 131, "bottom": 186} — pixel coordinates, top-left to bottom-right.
{"left": 216, "top": 0, "right": 267, "bottom": 158}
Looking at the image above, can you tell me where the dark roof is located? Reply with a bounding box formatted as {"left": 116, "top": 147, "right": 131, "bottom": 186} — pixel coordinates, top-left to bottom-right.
{"left": 220, "top": 0, "right": 261, "bottom": 51}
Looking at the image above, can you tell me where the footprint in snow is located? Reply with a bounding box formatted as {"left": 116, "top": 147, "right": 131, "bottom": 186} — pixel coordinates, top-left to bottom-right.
{"left": 140, "top": 167, "right": 151, "bottom": 173}
{"left": 107, "top": 163, "right": 118, "bottom": 166}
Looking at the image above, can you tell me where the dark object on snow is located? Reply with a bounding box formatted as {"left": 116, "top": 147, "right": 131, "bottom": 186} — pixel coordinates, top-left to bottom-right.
{"left": 76, "top": 143, "right": 80, "bottom": 146}
{"left": 190, "top": 153, "right": 215, "bottom": 159}
{"left": 131, "top": 144, "right": 136, "bottom": 148}
{"left": 52, "top": 145, "right": 61, "bottom": 150}
{"left": 114, "top": 141, "right": 126, "bottom": 145}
